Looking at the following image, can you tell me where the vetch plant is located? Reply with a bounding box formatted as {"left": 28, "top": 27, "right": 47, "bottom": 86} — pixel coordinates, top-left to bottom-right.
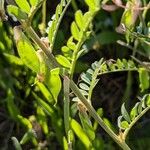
{"left": 1, "top": 0, "right": 150, "bottom": 149}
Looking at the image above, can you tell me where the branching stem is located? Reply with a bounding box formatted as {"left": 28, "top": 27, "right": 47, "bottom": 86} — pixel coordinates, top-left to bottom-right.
{"left": 123, "top": 106, "right": 150, "bottom": 140}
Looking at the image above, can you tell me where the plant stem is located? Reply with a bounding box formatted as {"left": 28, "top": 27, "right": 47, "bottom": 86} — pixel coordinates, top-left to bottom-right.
{"left": 24, "top": 26, "right": 131, "bottom": 150}
{"left": 51, "top": 0, "right": 72, "bottom": 51}
{"left": 25, "top": 26, "right": 59, "bottom": 68}
{"left": 40, "top": 0, "right": 46, "bottom": 36}
{"left": 123, "top": 106, "right": 150, "bottom": 140}
{"left": 69, "top": 12, "right": 96, "bottom": 79}
{"left": 69, "top": 78, "right": 131, "bottom": 150}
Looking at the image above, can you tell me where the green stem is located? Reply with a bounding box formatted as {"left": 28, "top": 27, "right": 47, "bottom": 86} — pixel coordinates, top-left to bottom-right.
{"left": 28, "top": 0, "right": 47, "bottom": 24}
{"left": 51, "top": 0, "right": 72, "bottom": 51}
{"left": 24, "top": 26, "right": 131, "bottom": 150}
{"left": 123, "top": 106, "right": 150, "bottom": 140}
{"left": 69, "top": 12, "right": 96, "bottom": 79}
{"left": 98, "top": 69, "right": 137, "bottom": 76}
{"left": 69, "top": 78, "right": 131, "bottom": 150}
{"left": 63, "top": 76, "right": 70, "bottom": 135}
{"left": 40, "top": 0, "right": 46, "bottom": 36}
{"left": 88, "top": 60, "right": 105, "bottom": 102}
{"left": 25, "top": 26, "right": 59, "bottom": 68}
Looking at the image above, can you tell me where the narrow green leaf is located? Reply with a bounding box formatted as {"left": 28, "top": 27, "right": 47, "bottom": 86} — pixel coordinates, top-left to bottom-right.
{"left": 37, "top": 82, "right": 54, "bottom": 104}
{"left": 4, "top": 53, "right": 23, "bottom": 66}
{"left": 79, "top": 83, "right": 90, "bottom": 91}
{"left": 63, "top": 136, "right": 68, "bottom": 150}
{"left": 138, "top": 68, "right": 149, "bottom": 92}
{"left": 15, "top": 0, "right": 30, "bottom": 14}
{"left": 33, "top": 93, "right": 54, "bottom": 115}
{"left": 56, "top": 55, "right": 71, "bottom": 68}
{"left": 71, "top": 119, "right": 92, "bottom": 149}
{"left": 130, "top": 102, "right": 139, "bottom": 120}
{"left": 71, "top": 21, "right": 80, "bottom": 41}
{"left": 121, "top": 103, "right": 131, "bottom": 123}
{"left": 11, "top": 137, "right": 22, "bottom": 150}
{"left": 145, "top": 94, "right": 150, "bottom": 107}
{"left": 48, "top": 20, "right": 56, "bottom": 44}
{"left": 17, "top": 115, "right": 32, "bottom": 129}
{"left": 7, "top": 5, "right": 27, "bottom": 21}
{"left": 29, "top": 0, "right": 39, "bottom": 6}
{"left": 14, "top": 27, "right": 40, "bottom": 73}
{"left": 37, "top": 107, "right": 49, "bottom": 134}
{"left": 7, "top": 89, "right": 20, "bottom": 121}
{"left": 46, "top": 68, "right": 62, "bottom": 104}
{"left": 20, "top": 129, "right": 37, "bottom": 145}
{"left": 63, "top": 76, "right": 70, "bottom": 135}
{"left": 103, "top": 118, "right": 115, "bottom": 131}
{"left": 79, "top": 112, "right": 95, "bottom": 141}
{"left": 55, "top": 4, "right": 60, "bottom": 20}
{"left": 85, "top": 0, "right": 96, "bottom": 10}
{"left": 75, "top": 10, "right": 84, "bottom": 30}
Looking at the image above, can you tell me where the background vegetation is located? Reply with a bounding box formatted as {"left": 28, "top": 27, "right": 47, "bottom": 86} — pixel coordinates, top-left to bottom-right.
{"left": 0, "top": 0, "right": 150, "bottom": 149}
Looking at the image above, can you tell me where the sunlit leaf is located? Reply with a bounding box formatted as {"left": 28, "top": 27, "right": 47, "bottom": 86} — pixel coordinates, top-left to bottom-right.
{"left": 4, "top": 53, "right": 23, "bottom": 66}
{"left": 17, "top": 115, "right": 32, "bottom": 129}
{"left": 56, "top": 55, "right": 71, "bottom": 68}
{"left": 120, "top": 121, "right": 129, "bottom": 129}
{"left": 75, "top": 10, "right": 84, "bottom": 30}
{"left": 71, "top": 21, "right": 80, "bottom": 41}
{"left": 71, "top": 119, "right": 92, "bottom": 149}
{"left": 138, "top": 68, "right": 149, "bottom": 92}
{"left": 7, "top": 5, "right": 27, "bottom": 21}
{"left": 46, "top": 68, "right": 62, "bottom": 104}
{"left": 14, "top": 27, "right": 40, "bottom": 73}
{"left": 145, "top": 94, "right": 150, "bottom": 107}
{"left": 37, "top": 82, "right": 54, "bottom": 104}
{"left": 15, "top": 0, "right": 30, "bottom": 14}
{"left": 29, "top": 0, "right": 39, "bottom": 6}
{"left": 67, "top": 37, "right": 76, "bottom": 51}
{"left": 130, "top": 102, "right": 139, "bottom": 120}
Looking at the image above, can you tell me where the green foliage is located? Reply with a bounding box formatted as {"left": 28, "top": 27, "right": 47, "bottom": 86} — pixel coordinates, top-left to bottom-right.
{"left": 118, "top": 94, "right": 150, "bottom": 131}
{"left": 14, "top": 28, "right": 40, "bottom": 73}
{"left": 15, "top": 0, "right": 31, "bottom": 14}
{"left": 11, "top": 137, "right": 22, "bottom": 150}
{"left": 71, "top": 119, "right": 92, "bottom": 149}
{"left": 48, "top": 0, "right": 72, "bottom": 50}
{"left": 1, "top": 0, "right": 150, "bottom": 150}
{"left": 138, "top": 68, "right": 149, "bottom": 92}
{"left": 7, "top": 5, "right": 28, "bottom": 21}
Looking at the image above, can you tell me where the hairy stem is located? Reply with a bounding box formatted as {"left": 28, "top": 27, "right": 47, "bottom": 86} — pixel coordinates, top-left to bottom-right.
{"left": 24, "top": 26, "right": 131, "bottom": 150}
